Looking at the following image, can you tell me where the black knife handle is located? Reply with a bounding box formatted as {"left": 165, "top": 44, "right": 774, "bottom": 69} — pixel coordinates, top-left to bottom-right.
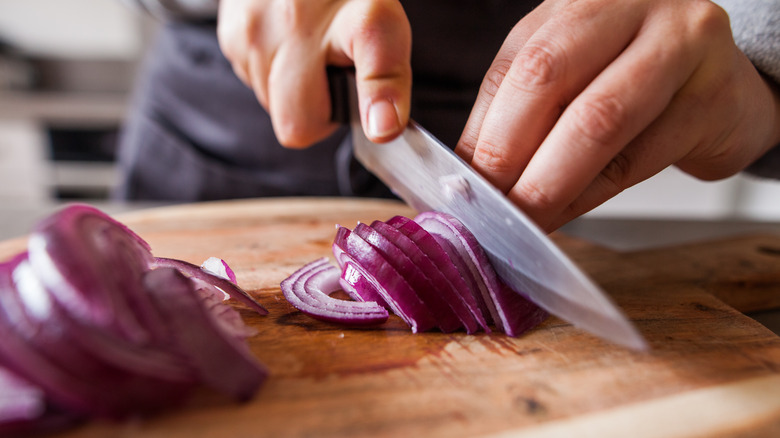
{"left": 327, "top": 66, "right": 355, "bottom": 125}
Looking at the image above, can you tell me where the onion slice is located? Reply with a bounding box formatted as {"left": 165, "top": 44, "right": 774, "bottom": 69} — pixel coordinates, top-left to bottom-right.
{"left": 280, "top": 258, "right": 388, "bottom": 326}
{"left": 355, "top": 222, "right": 462, "bottom": 333}
{"left": 414, "top": 212, "right": 548, "bottom": 337}
{"left": 27, "top": 204, "right": 164, "bottom": 344}
{"left": 143, "top": 268, "right": 267, "bottom": 402}
{"left": 201, "top": 256, "right": 238, "bottom": 283}
{"left": 153, "top": 257, "right": 268, "bottom": 315}
{"left": 377, "top": 218, "right": 489, "bottom": 333}
{"left": 0, "top": 364, "right": 45, "bottom": 423}
{"left": 333, "top": 226, "right": 436, "bottom": 333}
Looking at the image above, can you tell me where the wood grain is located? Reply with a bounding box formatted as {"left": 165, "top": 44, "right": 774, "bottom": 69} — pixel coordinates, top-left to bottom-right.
{"left": 1, "top": 198, "right": 778, "bottom": 437}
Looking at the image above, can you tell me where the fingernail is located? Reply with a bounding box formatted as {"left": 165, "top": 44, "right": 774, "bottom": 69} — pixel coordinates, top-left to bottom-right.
{"left": 367, "top": 98, "right": 400, "bottom": 139}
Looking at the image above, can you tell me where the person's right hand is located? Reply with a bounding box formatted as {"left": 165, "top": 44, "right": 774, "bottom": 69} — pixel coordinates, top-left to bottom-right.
{"left": 217, "top": 0, "right": 412, "bottom": 147}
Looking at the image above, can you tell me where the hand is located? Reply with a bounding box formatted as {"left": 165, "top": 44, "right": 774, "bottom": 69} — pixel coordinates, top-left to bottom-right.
{"left": 217, "top": 0, "right": 412, "bottom": 147}
{"left": 456, "top": 0, "right": 780, "bottom": 231}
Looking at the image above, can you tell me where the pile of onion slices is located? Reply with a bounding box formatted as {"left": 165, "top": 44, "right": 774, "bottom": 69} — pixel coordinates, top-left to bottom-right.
{"left": 282, "top": 211, "right": 548, "bottom": 336}
{"left": 0, "top": 204, "right": 268, "bottom": 435}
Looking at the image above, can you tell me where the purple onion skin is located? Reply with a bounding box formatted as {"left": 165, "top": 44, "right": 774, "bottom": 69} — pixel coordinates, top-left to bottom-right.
{"left": 354, "top": 223, "right": 462, "bottom": 333}
{"left": 153, "top": 257, "right": 268, "bottom": 315}
{"left": 415, "top": 211, "right": 548, "bottom": 337}
{"left": 379, "top": 218, "right": 490, "bottom": 333}
{"left": 144, "top": 268, "right": 267, "bottom": 402}
{"left": 280, "top": 258, "right": 388, "bottom": 326}
{"left": 333, "top": 226, "right": 436, "bottom": 333}
{"left": 0, "top": 203, "right": 269, "bottom": 431}
{"left": 285, "top": 212, "right": 547, "bottom": 337}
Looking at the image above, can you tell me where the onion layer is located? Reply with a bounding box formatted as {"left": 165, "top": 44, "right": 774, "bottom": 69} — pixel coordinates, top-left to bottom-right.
{"left": 282, "top": 212, "right": 547, "bottom": 336}
{"left": 280, "top": 258, "right": 389, "bottom": 326}
{"left": 0, "top": 204, "right": 268, "bottom": 432}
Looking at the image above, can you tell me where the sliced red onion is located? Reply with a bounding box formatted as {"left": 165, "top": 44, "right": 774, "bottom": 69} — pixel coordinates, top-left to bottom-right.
{"left": 27, "top": 204, "right": 165, "bottom": 344}
{"left": 4, "top": 256, "right": 194, "bottom": 418}
{"left": 414, "top": 211, "right": 547, "bottom": 337}
{"left": 153, "top": 257, "right": 267, "bottom": 315}
{"left": 333, "top": 226, "right": 436, "bottom": 333}
{"left": 338, "top": 261, "right": 388, "bottom": 307}
{"left": 286, "top": 212, "right": 547, "bottom": 336}
{"left": 388, "top": 216, "right": 494, "bottom": 328}
{"left": 377, "top": 218, "right": 489, "bottom": 333}
{"left": 0, "top": 204, "right": 269, "bottom": 431}
{"left": 280, "top": 258, "right": 388, "bottom": 326}
{"left": 0, "top": 367, "right": 45, "bottom": 423}
{"left": 196, "top": 288, "right": 259, "bottom": 338}
{"left": 143, "top": 268, "right": 267, "bottom": 402}
{"left": 201, "top": 256, "right": 237, "bottom": 283}
{"left": 354, "top": 222, "right": 461, "bottom": 333}
{"left": 0, "top": 366, "right": 79, "bottom": 437}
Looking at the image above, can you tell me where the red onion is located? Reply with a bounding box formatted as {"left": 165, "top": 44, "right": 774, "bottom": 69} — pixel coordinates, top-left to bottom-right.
{"left": 0, "top": 204, "right": 268, "bottom": 432}
{"left": 414, "top": 212, "right": 548, "bottom": 337}
{"left": 282, "top": 212, "right": 547, "bottom": 336}
{"left": 334, "top": 225, "right": 436, "bottom": 333}
{"left": 280, "top": 258, "right": 389, "bottom": 326}
{"left": 153, "top": 257, "right": 268, "bottom": 316}
{"left": 373, "top": 218, "right": 489, "bottom": 333}
{"left": 201, "top": 256, "right": 238, "bottom": 283}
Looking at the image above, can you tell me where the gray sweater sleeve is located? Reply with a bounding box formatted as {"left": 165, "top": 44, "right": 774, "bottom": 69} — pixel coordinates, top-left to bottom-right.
{"left": 714, "top": 0, "right": 780, "bottom": 84}
{"left": 714, "top": 0, "right": 780, "bottom": 178}
{"left": 121, "top": 0, "right": 218, "bottom": 20}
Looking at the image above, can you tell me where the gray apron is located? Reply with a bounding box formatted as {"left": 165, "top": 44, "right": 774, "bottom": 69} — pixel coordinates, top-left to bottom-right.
{"left": 115, "top": 1, "right": 539, "bottom": 201}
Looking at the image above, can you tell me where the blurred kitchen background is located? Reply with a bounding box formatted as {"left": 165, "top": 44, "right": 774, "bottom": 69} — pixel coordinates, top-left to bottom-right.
{"left": 1, "top": 0, "right": 780, "bottom": 241}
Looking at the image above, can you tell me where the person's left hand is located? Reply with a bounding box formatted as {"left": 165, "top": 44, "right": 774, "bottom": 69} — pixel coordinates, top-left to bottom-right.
{"left": 455, "top": 0, "right": 780, "bottom": 232}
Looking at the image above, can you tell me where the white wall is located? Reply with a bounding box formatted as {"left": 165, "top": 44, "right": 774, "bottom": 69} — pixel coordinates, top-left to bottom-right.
{"left": 587, "top": 167, "right": 780, "bottom": 220}
{"left": 0, "top": 0, "right": 143, "bottom": 59}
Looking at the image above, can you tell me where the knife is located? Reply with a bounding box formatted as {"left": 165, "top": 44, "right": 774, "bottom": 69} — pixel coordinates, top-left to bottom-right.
{"left": 330, "top": 69, "right": 647, "bottom": 350}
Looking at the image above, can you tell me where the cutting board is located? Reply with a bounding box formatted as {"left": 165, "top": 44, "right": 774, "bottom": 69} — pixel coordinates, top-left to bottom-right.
{"left": 2, "top": 198, "right": 780, "bottom": 438}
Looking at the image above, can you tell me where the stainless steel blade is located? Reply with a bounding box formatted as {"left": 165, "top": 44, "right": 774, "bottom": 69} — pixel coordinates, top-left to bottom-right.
{"left": 345, "top": 78, "right": 647, "bottom": 350}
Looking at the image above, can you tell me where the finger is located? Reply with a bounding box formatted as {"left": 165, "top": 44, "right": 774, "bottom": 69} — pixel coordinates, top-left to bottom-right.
{"left": 217, "top": 0, "right": 258, "bottom": 87}
{"left": 510, "top": 8, "right": 703, "bottom": 230}
{"left": 267, "top": 41, "right": 338, "bottom": 148}
{"left": 546, "top": 3, "right": 756, "bottom": 230}
{"left": 546, "top": 96, "right": 703, "bottom": 231}
{"left": 245, "top": 44, "right": 269, "bottom": 108}
{"left": 330, "top": 0, "right": 412, "bottom": 143}
{"left": 464, "top": 0, "right": 650, "bottom": 193}
{"left": 456, "top": 2, "right": 553, "bottom": 162}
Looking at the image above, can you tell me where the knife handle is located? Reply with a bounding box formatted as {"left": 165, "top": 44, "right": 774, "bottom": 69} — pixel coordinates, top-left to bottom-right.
{"left": 327, "top": 66, "right": 354, "bottom": 125}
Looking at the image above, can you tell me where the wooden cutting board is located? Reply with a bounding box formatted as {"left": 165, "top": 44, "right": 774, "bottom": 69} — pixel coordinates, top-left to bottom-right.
{"left": 2, "top": 198, "right": 780, "bottom": 438}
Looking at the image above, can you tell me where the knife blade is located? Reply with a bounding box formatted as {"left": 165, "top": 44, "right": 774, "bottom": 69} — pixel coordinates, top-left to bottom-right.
{"left": 333, "top": 70, "right": 647, "bottom": 350}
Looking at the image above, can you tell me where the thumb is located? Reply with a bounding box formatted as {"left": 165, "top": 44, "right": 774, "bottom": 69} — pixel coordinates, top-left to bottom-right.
{"left": 332, "top": 0, "right": 412, "bottom": 143}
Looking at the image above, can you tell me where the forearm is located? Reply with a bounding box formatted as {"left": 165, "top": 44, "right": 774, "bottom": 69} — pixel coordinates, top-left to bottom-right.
{"left": 122, "top": 0, "right": 218, "bottom": 20}
{"left": 713, "top": 0, "right": 780, "bottom": 177}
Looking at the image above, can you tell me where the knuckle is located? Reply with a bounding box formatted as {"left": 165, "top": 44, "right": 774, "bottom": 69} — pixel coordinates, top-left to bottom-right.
{"left": 686, "top": 0, "right": 731, "bottom": 40}
{"left": 598, "top": 152, "right": 634, "bottom": 193}
{"left": 515, "top": 179, "right": 557, "bottom": 213}
{"left": 481, "top": 57, "right": 513, "bottom": 99}
{"left": 568, "top": 93, "right": 627, "bottom": 148}
{"left": 472, "top": 138, "right": 516, "bottom": 176}
{"left": 508, "top": 42, "right": 565, "bottom": 90}
{"left": 354, "top": 0, "right": 410, "bottom": 42}
{"left": 272, "top": 117, "right": 311, "bottom": 148}
{"left": 279, "top": 0, "right": 306, "bottom": 33}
